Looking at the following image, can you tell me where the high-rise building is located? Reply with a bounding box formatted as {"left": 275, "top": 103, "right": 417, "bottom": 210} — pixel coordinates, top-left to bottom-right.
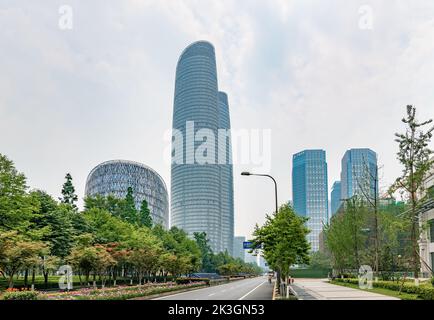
{"left": 292, "top": 150, "right": 329, "bottom": 252}
{"left": 233, "top": 236, "right": 246, "bottom": 262}
{"left": 218, "top": 92, "right": 234, "bottom": 254}
{"left": 171, "top": 41, "right": 234, "bottom": 253}
{"left": 340, "top": 148, "right": 378, "bottom": 201}
{"left": 85, "top": 160, "right": 169, "bottom": 228}
{"left": 330, "top": 181, "right": 342, "bottom": 216}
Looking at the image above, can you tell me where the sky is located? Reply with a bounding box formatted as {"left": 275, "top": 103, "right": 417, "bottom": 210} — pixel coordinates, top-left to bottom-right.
{"left": 1, "top": 0, "right": 434, "bottom": 240}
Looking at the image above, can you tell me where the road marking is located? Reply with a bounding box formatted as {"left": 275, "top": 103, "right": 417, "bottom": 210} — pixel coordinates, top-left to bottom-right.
{"left": 208, "top": 293, "right": 216, "bottom": 297}
{"left": 238, "top": 281, "right": 267, "bottom": 300}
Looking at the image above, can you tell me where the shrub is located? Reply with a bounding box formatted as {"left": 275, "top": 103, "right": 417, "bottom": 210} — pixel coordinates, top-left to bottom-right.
{"left": 2, "top": 290, "right": 39, "bottom": 300}
{"left": 431, "top": 277, "right": 434, "bottom": 287}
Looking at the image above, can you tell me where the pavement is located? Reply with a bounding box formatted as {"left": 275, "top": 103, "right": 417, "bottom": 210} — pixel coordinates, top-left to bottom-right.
{"left": 153, "top": 276, "right": 274, "bottom": 300}
{"left": 290, "top": 279, "right": 400, "bottom": 300}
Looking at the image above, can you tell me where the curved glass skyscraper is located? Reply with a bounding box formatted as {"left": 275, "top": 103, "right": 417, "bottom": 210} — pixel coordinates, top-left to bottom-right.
{"left": 171, "top": 41, "right": 234, "bottom": 253}
{"left": 85, "top": 160, "right": 169, "bottom": 229}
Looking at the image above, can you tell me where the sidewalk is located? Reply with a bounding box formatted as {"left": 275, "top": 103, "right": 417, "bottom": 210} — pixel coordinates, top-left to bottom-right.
{"left": 290, "top": 279, "right": 400, "bottom": 300}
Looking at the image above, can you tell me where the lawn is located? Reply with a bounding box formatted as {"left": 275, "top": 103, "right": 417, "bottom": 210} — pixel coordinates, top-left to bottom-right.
{"left": 330, "top": 280, "right": 421, "bottom": 300}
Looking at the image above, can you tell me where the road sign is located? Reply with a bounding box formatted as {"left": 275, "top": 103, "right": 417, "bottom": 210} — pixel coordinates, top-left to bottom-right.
{"left": 243, "top": 242, "right": 262, "bottom": 249}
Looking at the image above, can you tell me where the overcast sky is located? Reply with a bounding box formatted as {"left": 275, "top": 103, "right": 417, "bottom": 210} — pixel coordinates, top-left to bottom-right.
{"left": 1, "top": 0, "right": 434, "bottom": 240}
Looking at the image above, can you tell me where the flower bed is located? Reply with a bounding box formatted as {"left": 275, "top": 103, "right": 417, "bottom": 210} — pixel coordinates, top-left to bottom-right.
{"left": 333, "top": 278, "right": 434, "bottom": 300}
{"left": 38, "top": 282, "right": 207, "bottom": 300}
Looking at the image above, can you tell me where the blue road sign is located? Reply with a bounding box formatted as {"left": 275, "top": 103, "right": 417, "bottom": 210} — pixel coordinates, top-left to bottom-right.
{"left": 243, "top": 242, "right": 262, "bottom": 249}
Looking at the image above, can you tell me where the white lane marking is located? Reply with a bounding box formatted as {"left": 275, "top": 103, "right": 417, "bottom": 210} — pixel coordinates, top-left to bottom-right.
{"left": 208, "top": 293, "right": 216, "bottom": 297}
{"left": 238, "top": 281, "right": 267, "bottom": 300}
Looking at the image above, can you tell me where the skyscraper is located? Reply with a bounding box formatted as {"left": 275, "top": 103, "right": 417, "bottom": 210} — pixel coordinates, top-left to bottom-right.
{"left": 292, "top": 150, "right": 329, "bottom": 252}
{"left": 233, "top": 236, "right": 246, "bottom": 262}
{"left": 330, "top": 181, "right": 342, "bottom": 216}
{"left": 340, "top": 148, "right": 378, "bottom": 201}
{"left": 171, "top": 41, "right": 234, "bottom": 253}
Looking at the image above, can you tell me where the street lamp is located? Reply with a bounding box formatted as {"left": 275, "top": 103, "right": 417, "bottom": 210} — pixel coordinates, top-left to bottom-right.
{"left": 241, "top": 171, "right": 278, "bottom": 214}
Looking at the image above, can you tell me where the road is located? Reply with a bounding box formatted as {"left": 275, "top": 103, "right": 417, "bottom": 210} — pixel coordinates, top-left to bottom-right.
{"left": 154, "top": 276, "right": 273, "bottom": 300}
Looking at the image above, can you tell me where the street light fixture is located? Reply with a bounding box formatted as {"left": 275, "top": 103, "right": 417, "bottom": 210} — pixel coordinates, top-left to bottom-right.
{"left": 241, "top": 171, "right": 278, "bottom": 214}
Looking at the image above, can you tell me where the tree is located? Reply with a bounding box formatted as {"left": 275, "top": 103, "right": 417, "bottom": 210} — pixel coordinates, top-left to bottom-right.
{"left": 123, "top": 187, "right": 138, "bottom": 224}
{"left": 0, "top": 233, "right": 48, "bottom": 288}
{"left": 41, "top": 255, "right": 61, "bottom": 288}
{"left": 309, "top": 251, "right": 332, "bottom": 270}
{"left": 252, "top": 204, "right": 310, "bottom": 287}
{"left": 30, "top": 191, "right": 75, "bottom": 258}
{"left": 194, "top": 232, "right": 214, "bottom": 272}
{"left": 390, "top": 105, "right": 434, "bottom": 279}
{"left": 139, "top": 199, "right": 153, "bottom": 228}
{"left": 0, "top": 154, "right": 38, "bottom": 233}
{"left": 60, "top": 173, "right": 78, "bottom": 208}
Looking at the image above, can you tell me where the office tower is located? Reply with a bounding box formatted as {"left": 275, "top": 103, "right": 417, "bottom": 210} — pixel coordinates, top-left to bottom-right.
{"left": 85, "top": 160, "right": 169, "bottom": 228}
{"left": 292, "top": 150, "right": 329, "bottom": 252}
{"left": 218, "top": 92, "right": 234, "bottom": 255}
{"left": 340, "top": 148, "right": 378, "bottom": 201}
{"left": 330, "top": 181, "right": 342, "bottom": 216}
{"left": 171, "top": 41, "right": 234, "bottom": 253}
{"left": 233, "top": 236, "right": 246, "bottom": 261}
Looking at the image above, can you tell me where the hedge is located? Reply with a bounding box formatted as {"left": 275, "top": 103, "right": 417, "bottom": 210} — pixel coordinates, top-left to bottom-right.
{"left": 2, "top": 290, "right": 40, "bottom": 300}
{"left": 175, "top": 278, "right": 210, "bottom": 285}
{"left": 333, "top": 278, "right": 434, "bottom": 300}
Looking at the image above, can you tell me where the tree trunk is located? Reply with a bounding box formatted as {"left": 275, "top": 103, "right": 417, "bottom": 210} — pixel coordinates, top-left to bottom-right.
{"left": 31, "top": 267, "right": 36, "bottom": 290}
{"left": 24, "top": 269, "right": 29, "bottom": 289}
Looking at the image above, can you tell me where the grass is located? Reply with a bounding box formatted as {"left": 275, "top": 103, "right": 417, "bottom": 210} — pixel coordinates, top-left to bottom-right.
{"left": 330, "top": 280, "right": 421, "bottom": 300}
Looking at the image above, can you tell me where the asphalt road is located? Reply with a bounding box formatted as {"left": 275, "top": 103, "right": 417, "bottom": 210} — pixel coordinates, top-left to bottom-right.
{"left": 154, "top": 276, "right": 273, "bottom": 300}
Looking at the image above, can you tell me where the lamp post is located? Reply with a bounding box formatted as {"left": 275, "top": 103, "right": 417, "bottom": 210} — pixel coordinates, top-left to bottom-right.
{"left": 241, "top": 172, "right": 278, "bottom": 214}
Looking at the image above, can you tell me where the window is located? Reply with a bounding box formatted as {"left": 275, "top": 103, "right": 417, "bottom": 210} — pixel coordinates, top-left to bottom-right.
{"left": 431, "top": 253, "right": 434, "bottom": 273}
{"left": 430, "top": 220, "right": 434, "bottom": 243}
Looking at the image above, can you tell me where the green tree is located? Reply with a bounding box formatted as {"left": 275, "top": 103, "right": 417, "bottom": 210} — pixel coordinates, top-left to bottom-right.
{"left": 0, "top": 154, "right": 38, "bottom": 233}
{"left": 30, "top": 191, "right": 75, "bottom": 258}
{"left": 0, "top": 233, "right": 48, "bottom": 288}
{"left": 252, "top": 204, "right": 310, "bottom": 286}
{"left": 139, "top": 199, "right": 153, "bottom": 228}
{"left": 390, "top": 105, "right": 434, "bottom": 279}
{"left": 60, "top": 173, "right": 78, "bottom": 208}
{"left": 194, "top": 232, "right": 214, "bottom": 272}
{"left": 123, "top": 187, "right": 138, "bottom": 224}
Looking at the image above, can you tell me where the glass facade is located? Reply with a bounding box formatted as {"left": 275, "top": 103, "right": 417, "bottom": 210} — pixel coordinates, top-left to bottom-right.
{"left": 171, "top": 41, "right": 234, "bottom": 253}
{"left": 292, "top": 150, "right": 329, "bottom": 252}
{"left": 85, "top": 160, "right": 169, "bottom": 229}
{"left": 330, "top": 181, "right": 342, "bottom": 216}
{"left": 341, "top": 148, "right": 378, "bottom": 201}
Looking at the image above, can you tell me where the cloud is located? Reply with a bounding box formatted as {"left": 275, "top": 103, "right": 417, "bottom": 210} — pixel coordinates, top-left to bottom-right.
{"left": 1, "top": 0, "right": 434, "bottom": 239}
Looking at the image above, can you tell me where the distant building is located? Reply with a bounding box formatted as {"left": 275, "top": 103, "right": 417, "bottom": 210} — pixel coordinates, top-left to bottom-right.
{"left": 292, "top": 150, "right": 329, "bottom": 252}
{"left": 330, "top": 181, "right": 342, "bottom": 217}
{"left": 233, "top": 236, "right": 246, "bottom": 261}
{"left": 341, "top": 148, "right": 378, "bottom": 201}
{"left": 245, "top": 251, "right": 258, "bottom": 265}
{"left": 85, "top": 160, "right": 169, "bottom": 228}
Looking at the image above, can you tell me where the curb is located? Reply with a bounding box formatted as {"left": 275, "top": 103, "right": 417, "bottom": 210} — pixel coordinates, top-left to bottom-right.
{"left": 272, "top": 281, "right": 277, "bottom": 300}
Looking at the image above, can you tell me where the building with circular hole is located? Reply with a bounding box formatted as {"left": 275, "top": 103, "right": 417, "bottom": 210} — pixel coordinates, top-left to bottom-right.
{"left": 85, "top": 160, "right": 169, "bottom": 229}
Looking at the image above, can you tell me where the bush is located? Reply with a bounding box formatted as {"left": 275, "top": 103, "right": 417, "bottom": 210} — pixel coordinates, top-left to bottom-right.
{"left": 2, "top": 290, "right": 39, "bottom": 300}
{"left": 175, "top": 278, "right": 210, "bottom": 285}
{"left": 431, "top": 277, "right": 434, "bottom": 287}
